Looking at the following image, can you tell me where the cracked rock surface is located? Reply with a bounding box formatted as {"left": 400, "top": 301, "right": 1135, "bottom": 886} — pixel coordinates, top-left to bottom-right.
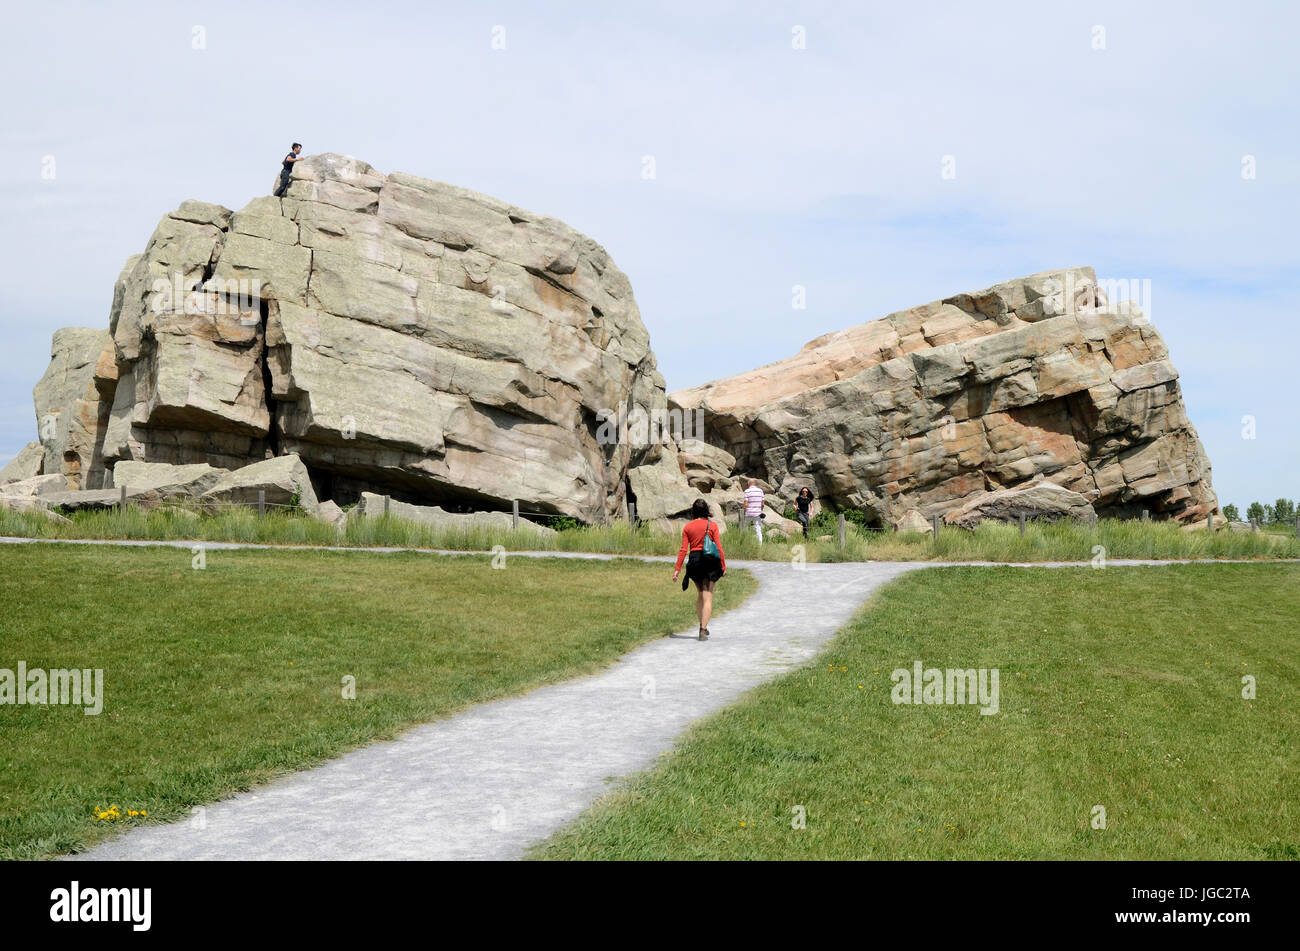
{"left": 38, "top": 154, "right": 666, "bottom": 521}
{"left": 27, "top": 164, "right": 1217, "bottom": 528}
{"left": 669, "top": 267, "right": 1219, "bottom": 525}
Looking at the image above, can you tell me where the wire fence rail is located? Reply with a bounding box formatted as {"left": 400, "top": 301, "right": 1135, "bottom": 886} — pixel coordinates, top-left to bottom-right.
{"left": 102, "top": 487, "right": 299, "bottom": 516}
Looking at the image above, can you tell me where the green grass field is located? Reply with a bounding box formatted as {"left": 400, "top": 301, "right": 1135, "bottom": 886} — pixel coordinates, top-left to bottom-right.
{"left": 533, "top": 564, "right": 1299, "bottom": 859}
{"left": 3, "top": 505, "right": 1297, "bottom": 562}
{"left": 0, "top": 544, "right": 756, "bottom": 859}
{"left": 1260, "top": 521, "right": 1299, "bottom": 536}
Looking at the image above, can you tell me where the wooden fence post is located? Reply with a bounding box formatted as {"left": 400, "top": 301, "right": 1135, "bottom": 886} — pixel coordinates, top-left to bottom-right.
{"left": 119, "top": 485, "right": 127, "bottom": 511}
{"left": 1018, "top": 513, "right": 1026, "bottom": 536}
{"left": 258, "top": 489, "right": 265, "bottom": 518}
{"left": 1141, "top": 509, "right": 1150, "bottom": 522}
{"left": 512, "top": 500, "right": 520, "bottom": 531}
{"left": 628, "top": 502, "right": 636, "bottom": 524}
{"left": 932, "top": 514, "right": 941, "bottom": 538}
{"left": 1207, "top": 512, "right": 1213, "bottom": 533}
{"left": 383, "top": 494, "right": 390, "bottom": 517}
{"left": 1295, "top": 515, "right": 1299, "bottom": 539}
{"left": 1089, "top": 513, "right": 1097, "bottom": 531}
{"left": 837, "top": 513, "right": 846, "bottom": 549}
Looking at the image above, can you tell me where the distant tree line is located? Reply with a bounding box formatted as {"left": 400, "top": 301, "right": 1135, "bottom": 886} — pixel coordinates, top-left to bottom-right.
{"left": 1221, "top": 499, "right": 1297, "bottom": 524}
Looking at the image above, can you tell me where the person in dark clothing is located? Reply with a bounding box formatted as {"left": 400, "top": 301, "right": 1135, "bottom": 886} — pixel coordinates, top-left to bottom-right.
{"left": 672, "top": 499, "right": 726, "bottom": 640}
{"left": 795, "top": 486, "right": 816, "bottom": 538}
{"left": 274, "top": 143, "right": 304, "bottom": 197}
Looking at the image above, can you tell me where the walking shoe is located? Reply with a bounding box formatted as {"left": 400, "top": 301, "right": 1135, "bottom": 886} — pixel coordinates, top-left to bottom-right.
{"left": 698, "top": 627, "right": 709, "bottom": 641}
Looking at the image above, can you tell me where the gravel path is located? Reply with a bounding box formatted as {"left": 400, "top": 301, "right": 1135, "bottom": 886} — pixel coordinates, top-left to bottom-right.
{"left": 0, "top": 535, "right": 1241, "bottom": 860}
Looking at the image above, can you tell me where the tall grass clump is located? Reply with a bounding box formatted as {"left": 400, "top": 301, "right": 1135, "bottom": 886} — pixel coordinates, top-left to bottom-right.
{"left": 2, "top": 503, "right": 1297, "bottom": 562}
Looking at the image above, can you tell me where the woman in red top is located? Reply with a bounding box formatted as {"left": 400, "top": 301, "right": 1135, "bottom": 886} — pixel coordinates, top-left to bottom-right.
{"left": 672, "top": 499, "right": 727, "bottom": 640}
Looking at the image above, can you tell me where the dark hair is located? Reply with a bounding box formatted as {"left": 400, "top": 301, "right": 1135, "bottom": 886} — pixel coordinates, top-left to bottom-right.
{"left": 691, "top": 499, "right": 710, "bottom": 520}
{"left": 291, "top": 142, "right": 302, "bottom": 150}
{"left": 799, "top": 487, "right": 811, "bottom": 497}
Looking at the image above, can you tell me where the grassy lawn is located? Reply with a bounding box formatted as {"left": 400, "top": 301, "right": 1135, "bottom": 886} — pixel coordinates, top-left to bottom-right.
{"left": 3, "top": 505, "right": 1298, "bottom": 562}
{"left": 0, "top": 544, "right": 756, "bottom": 859}
{"left": 533, "top": 564, "right": 1299, "bottom": 859}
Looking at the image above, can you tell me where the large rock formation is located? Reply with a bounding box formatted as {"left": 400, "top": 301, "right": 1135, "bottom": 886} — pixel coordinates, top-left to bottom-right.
{"left": 32, "top": 154, "right": 666, "bottom": 523}
{"left": 24, "top": 166, "right": 1218, "bottom": 531}
{"left": 670, "top": 268, "right": 1219, "bottom": 525}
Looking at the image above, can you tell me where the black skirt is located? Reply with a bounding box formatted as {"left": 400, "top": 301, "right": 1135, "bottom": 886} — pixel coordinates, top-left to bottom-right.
{"left": 683, "top": 550, "right": 724, "bottom": 588}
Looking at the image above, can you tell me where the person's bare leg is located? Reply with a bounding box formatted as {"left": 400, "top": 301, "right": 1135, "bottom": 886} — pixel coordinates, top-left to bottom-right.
{"left": 694, "top": 581, "right": 705, "bottom": 630}
{"left": 700, "top": 581, "right": 715, "bottom": 630}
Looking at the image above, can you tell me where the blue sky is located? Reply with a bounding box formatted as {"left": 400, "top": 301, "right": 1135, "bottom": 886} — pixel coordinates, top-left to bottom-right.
{"left": 0, "top": 0, "right": 1295, "bottom": 509}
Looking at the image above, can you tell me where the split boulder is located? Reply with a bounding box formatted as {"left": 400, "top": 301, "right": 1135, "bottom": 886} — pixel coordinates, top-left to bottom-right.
{"left": 944, "top": 481, "right": 1096, "bottom": 529}
{"left": 0, "top": 442, "right": 44, "bottom": 484}
{"left": 111, "top": 460, "right": 229, "bottom": 498}
{"left": 200, "top": 453, "right": 319, "bottom": 515}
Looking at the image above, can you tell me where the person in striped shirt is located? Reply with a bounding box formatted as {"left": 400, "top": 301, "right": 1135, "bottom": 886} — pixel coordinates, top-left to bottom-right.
{"left": 742, "top": 479, "right": 765, "bottom": 543}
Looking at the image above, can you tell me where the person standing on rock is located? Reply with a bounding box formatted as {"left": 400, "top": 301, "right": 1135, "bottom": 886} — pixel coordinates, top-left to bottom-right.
{"left": 672, "top": 499, "right": 726, "bottom": 640}
{"left": 274, "top": 143, "right": 304, "bottom": 197}
{"left": 742, "top": 478, "right": 765, "bottom": 543}
{"left": 795, "top": 486, "right": 816, "bottom": 538}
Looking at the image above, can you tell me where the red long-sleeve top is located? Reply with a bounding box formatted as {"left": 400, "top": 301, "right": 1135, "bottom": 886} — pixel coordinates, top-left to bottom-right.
{"left": 675, "top": 518, "right": 726, "bottom": 572}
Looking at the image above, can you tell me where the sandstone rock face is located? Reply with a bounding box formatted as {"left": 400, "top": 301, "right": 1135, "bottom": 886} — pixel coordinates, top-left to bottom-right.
{"left": 676, "top": 438, "right": 736, "bottom": 492}
{"left": 0, "top": 442, "right": 45, "bottom": 484}
{"left": 944, "top": 481, "right": 1096, "bottom": 530}
{"left": 33, "top": 328, "right": 113, "bottom": 490}
{"left": 30, "top": 185, "right": 1217, "bottom": 531}
{"left": 671, "top": 268, "right": 1218, "bottom": 525}
{"left": 626, "top": 443, "right": 698, "bottom": 521}
{"left": 42, "top": 154, "right": 663, "bottom": 521}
